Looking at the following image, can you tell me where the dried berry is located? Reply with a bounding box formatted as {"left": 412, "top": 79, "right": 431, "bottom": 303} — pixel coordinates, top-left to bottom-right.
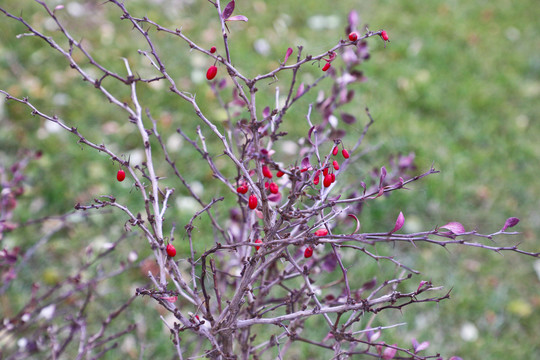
{"left": 206, "top": 65, "right": 218, "bottom": 80}
{"left": 117, "top": 169, "right": 126, "bottom": 182}
{"left": 166, "top": 243, "right": 177, "bottom": 257}
{"left": 248, "top": 194, "right": 258, "bottom": 209}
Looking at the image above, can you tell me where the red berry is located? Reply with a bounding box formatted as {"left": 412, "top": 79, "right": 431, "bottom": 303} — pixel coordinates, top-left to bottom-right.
{"left": 323, "top": 167, "right": 329, "bottom": 177}
{"left": 255, "top": 239, "right": 263, "bottom": 251}
{"left": 381, "top": 30, "right": 389, "bottom": 41}
{"left": 342, "top": 149, "right": 350, "bottom": 159}
{"left": 314, "top": 228, "right": 328, "bottom": 237}
{"left": 322, "top": 63, "right": 331, "bottom": 72}
{"left": 313, "top": 170, "right": 321, "bottom": 185}
{"left": 276, "top": 170, "right": 285, "bottom": 177}
{"left": 117, "top": 169, "right": 126, "bottom": 182}
{"left": 333, "top": 160, "right": 340, "bottom": 171}
{"left": 331, "top": 173, "right": 336, "bottom": 183}
{"left": 248, "top": 194, "right": 258, "bottom": 209}
{"left": 210, "top": 46, "right": 216, "bottom": 54}
{"left": 348, "top": 32, "right": 358, "bottom": 41}
{"left": 304, "top": 247, "right": 313, "bottom": 258}
{"left": 269, "top": 182, "right": 279, "bottom": 194}
{"left": 237, "top": 185, "right": 248, "bottom": 194}
{"left": 206, "top": 65, "right": 218, "bottom": 80}
{"left": 323, "top": 174, "right": 332, "bottom": 187}
{"left": 264, "top": 181, "right": 270, "bottom": 189}
{"left": 262, "top": 165, "right": 273, "bottom": 178}
{"left": 166, "top": 243, "right": 177, "bottom": 257}
{"left": 332, "top": 145, "right": 339, "bottom": 156}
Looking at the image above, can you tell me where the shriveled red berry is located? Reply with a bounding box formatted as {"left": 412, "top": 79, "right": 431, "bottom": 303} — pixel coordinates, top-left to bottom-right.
{"left": 269, "top": 182, "right": 279, "bottom": 194}
{"left": 322, "top": 63, "right": 331, "bottom": 72}
{"left": 304, "top": 247, "right": 313, "bottom": 258}
{"left": 332, "top": 145, "right": 339, "bottom": 156}
{"left": 255, "top": 239, "right": 263, "bottom": 251}
{"left": 206, "top": 65, "right": 218, "bottom": 80}
{"left": 333, "top": 160, "right": 340, "bottom": 171}
{"left": 348, "top": 32, "right": 358, "bottom": 41}
{"left": 166, "top": 243, "right": 177, "bottom": 257}
{"left": 313, "top": 170, "right": 321, "bottom": 185}
{"left": 342, "top": 149, "right": 350, "bottom": 159}
{"left": 210, "top": 46, "right": 217, "bottom": 54}
{"left": 323, "top": 174, "right": 332, "bottom": 187}
{"left": 276, "top": 170, "right": 285, "bottom": 177}
{"left": 381, "top": 30, "right": 389, "bottom": 41}
{"left": 248, "top": 194, "right": 258, "bottom": 209}
{"left": 262, "top": 165, "right": 273, "bottom": 178}
{"left": 117, "top": 169, "right": 126, "bottom": 182}
{"left": 314, "top": 228, "right": 328, "bottom": 237}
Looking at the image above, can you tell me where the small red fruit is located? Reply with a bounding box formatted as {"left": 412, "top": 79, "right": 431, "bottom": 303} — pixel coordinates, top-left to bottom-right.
{"left": 323, "top": 167, "right": 329, "bottom": 177}
{"left": 210, "top": 46, "right": 217, "bottom": 54}
{"left": 313, "top": 170, "right": 321, "bottom": 185}
{"left": 206, "top": 65, "right": 218, "bottom": 80}
{"left": 269, "top": 182, "right": 279, "bottom": 194}
{"left": 117, "top": 169, "right": 126, "bottom": 182}
{"left": 166, "top": 243, "right": 177, "bottom": 257}
{"left": 322, "top": 63, "right": 331, "bottom": 72}
{"left": 248, "top": 194, "right": 258, "bottom": 209}
{"left": 255, "top": 239, "right": 263, "bottom": 251}
{"left": 237, "top": 184, "right": 248, "bottom": 194}
{"left": 332, "top": 145, "right": 339, "bottom": 156}
{"left": 304, "top": 247, "right": 313, "bottom": 258}
{"left": 331, "top": 173, "right": 336, "bottom": 183}
{"left": 314, "top": 228, "right": 328, "bottom": 237}
{"left": 333, "top": 160, "right": 340, "bottom": 171}
{"left": 323, "top": 174, "right": 332, "bottom": 187}
{"left": 342, "top": 149, "right": 350, "bottom": 159}
{"left": 381, "top": 30, "right": 389, "bottom": 41}
{"left": 276, "top": 170, "right": 285, "bottom": 177}
{"left": 262, "top": 165, "right": 273, "bottom": 178}
{"left": 348, "top": 32, "right": 358, "bottom": 41}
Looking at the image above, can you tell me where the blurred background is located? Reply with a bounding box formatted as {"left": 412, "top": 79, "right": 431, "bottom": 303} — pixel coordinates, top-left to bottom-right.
{"left": 1, "top": 0, "right": 539, "bottom": 358}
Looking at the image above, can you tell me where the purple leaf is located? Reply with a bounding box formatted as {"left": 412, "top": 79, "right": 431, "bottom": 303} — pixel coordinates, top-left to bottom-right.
{"left": 366, "top": 330, "right": 380, "bottom": 342}
{"left": 301, "top": 157, "right": 311, "bottom": 170}
{"left": 262, "top": 106, "right": 270, "bottom": 118}
{"left": 322, "top": 254, "right": 337, "bottom": 272}
{"left": 390, "top": 211, "right": 404, "bottom": 233}
{"left": 382, "top": 345, "right": 397, "bottom": 359}
{"left": 414, "top": 340, "right": 429, "bottom": 353}
{"left": 416, "top": 280, "right": 429, "bottom": 293}
{"left": 348, "top": 214, "right": 361, "bottom": 234}
{"left": 267, "top": 192, "right": 282, "bottom": 203}
{"left": 222, "top": 0, "right": 235, "bottom": 19}
{"left": 379, "top": 166, "right": 387, "bottom": 187}
{"left": 340, "top": 112, "right": 357, "bottom": 124}
{"left": 284, "top": 47, "right": 293, "bottom": 63}
{"left": 348, "top": 10, "right": 359, "bottom": 29}
{"left": 501, "top": 217, "right": 520, "bottom": 231}
{"left": 294, "top": 83, "right": 305, "bottom": 100}
{"left": 226, "top": 15, "right": 248, "bottom": 22}
{"left": 449, "top": 357, "right": 464, "bottom": 360}
{"left": 440, "top": 222, "right": 466, "bottom": 235}
{"left": 307, "top": 126, "right": 316, "bottom": 146}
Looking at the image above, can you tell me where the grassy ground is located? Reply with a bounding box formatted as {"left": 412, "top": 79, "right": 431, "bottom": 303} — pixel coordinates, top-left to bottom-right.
{"left": 1, "top": 0, "right": 539, "bottom": 358}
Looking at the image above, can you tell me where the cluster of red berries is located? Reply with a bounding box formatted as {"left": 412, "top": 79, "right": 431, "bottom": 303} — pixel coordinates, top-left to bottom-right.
{"left": 236, "top": 164, "right": 284, "bottom": 210}
{"left": 312, "top": 145, "right": 350, "bottom": 188}
{"left": 304, "top": 228, "right": 329, "bottom": 258}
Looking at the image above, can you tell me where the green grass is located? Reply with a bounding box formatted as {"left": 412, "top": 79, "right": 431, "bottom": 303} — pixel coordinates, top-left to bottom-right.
{"left": 1, "top": 0, "right": 539, "bottom": 358}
